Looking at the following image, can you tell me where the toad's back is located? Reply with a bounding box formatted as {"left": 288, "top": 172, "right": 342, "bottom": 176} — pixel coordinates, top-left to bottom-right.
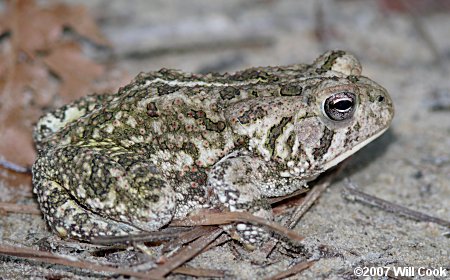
{"left": 33, "top": 62, "right": 325, "bottom": 168}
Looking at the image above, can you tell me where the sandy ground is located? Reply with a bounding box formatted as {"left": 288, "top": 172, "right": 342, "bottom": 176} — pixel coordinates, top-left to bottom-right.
{"left": 1, "top": 0, "right": 449, "bottom": 279}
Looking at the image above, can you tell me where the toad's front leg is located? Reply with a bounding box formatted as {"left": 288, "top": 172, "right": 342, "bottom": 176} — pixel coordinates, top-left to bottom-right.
{"left": 206, "top": 151, "right": 279, "bottom": 246}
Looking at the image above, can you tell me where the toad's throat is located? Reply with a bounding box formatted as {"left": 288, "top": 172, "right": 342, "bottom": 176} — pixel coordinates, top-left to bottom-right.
{"left": 322, "top": 126, "right": 389, "bottom": 171}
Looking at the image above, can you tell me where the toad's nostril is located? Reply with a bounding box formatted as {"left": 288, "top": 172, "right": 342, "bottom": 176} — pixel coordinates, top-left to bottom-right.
{"left": 377, "top": 95, "right": 385, "bottom": 102}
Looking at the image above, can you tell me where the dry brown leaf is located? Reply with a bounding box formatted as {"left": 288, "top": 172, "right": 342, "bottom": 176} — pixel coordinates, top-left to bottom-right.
{"left": 2, "top": 62, "right": 49, "bottom": 111}
{"left": 0, "top": 0, "right": 114, "bottom": 172}
{"left": 43, "top": 42, "right": 105, "bottom": 101}
{"left": 2, "top": 62, "right": 50, "bottom": 107}
{"left": 4, "top": 0, "right": 63, "bottom": 53}
{"left": 52, "top": 4, "right": 111, "bottom": 47}
{"left": 0, "top": 62, "right": 50, "bottom": 166}
{"left": 1, "top": 0, "right": 110, "bottom": 53}
{"left": 0, "top": 124, "right": 35, "bottom": 166}
{"left": 0, "top": 12, "right": 7, "bottom": 35}
{"left": 0, "top": 50, "right": 10, "bottom": 78}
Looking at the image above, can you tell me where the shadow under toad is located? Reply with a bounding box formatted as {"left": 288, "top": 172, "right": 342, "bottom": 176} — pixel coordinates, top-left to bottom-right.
{"left": 335, "top": 127, "right": 397, "bottom": 180}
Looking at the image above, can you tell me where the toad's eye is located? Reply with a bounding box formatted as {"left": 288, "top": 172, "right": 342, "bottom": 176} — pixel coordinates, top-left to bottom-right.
{"left": 323, "top": 92, "right": 357, "bottom": 121}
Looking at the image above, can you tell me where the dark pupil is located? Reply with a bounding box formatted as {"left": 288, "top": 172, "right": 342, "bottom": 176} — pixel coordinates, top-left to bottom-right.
{"left": 323, "top": 92, "right": 356, "bottom": 121}
{"left": 332, "top": 100, "right": 353, "bottom": 111}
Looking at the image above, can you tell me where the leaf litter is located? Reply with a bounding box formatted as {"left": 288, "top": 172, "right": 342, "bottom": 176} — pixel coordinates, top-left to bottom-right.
{"left": 0, "top": 0, "right": 123, "bottom": 188}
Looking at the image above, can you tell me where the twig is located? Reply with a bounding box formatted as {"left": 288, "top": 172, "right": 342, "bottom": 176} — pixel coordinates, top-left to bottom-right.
{"left": 201, "top": 233, "right": 231, "bottom": 254}
{"left": 268, "top": 187, "right": 309, "bottom": 204}
{"left": 0, "top": 157, "right": 31, "bottom": 174}
{"left": 286, "top": 164, "right": 345, "bottom": 229}
{"left": 265, "top": 260, "right": 316, "bottom": 280}
{"left": 149, "top": 227, "right": 223, "bottom": 278}
{"left": 264, "top": 162, "right": 348, "bottom": 257}
{"left": 343, "top": 179, "right": 450, "bottom": 228}
{"left": 172, "top": 266, "right": 225, "bottom": 278}
{"left": 0, "top": 202, "right": 41, "bottom": 215}
{"left": 0, "top": 244, "right": 159, "bottom": 279}
{"left": 90, "top": 227, "right": 192, "bottom": 245}
{"left": 162, "top": 226, "right": 216, "bottom": 253}
{"left": 170, "top": 211, "right": 304, "bottom": 243}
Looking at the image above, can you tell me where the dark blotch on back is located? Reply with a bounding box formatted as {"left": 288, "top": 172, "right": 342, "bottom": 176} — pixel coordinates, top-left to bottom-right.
{"left": 238, "top": 106, "right": 267, "bottom": 124}
{"left": 157, "top": 84, "right": 180, "bottom": 96}
{"left": 280, "top": 84, "right": 303, "bottom": 96}
{"left": 232, "top": 69, "right": 279, "bottom": 83}
{"left": 220, "top": 86, "right": 240, "bottom": 100}
{"left": 147, "top": 102, "right": 159, "bottom": 117}
{"left": 205, "top": 119, "right": 226, "bottom": 132}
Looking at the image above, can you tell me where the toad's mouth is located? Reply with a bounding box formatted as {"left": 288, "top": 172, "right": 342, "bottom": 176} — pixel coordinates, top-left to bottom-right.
{"left": 321, "top": 126, "right": 389, "bottom": 171}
